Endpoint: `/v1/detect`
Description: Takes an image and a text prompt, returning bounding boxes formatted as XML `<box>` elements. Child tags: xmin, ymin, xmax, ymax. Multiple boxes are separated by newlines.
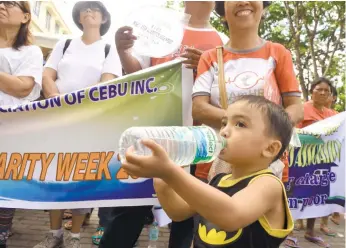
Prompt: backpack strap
<box><xmin>63</xmin><ymin>39</ymin><xmax>72</xmax><ymax>55</ymax></box>
<box><xmin>104</xmin><ymin>44</ymin><xmax>111</xmax><ymax>58</ymax></box>
<box><xmin>63</xmin><ymin>40</ymin><xmax>110</xmax><ymax>58</ymax></box>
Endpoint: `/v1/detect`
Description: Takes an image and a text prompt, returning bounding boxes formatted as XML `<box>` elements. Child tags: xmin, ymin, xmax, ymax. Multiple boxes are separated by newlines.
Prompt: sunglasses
<box><xmin>0</xmin><ymin>1</ymin><xmax>21</xmax><ymax>9</ymax></box>
<box><xmin>80</xmin><ymin>3</ymin><xmax>101</xmax><ymax>13</ymax></box>
<box><xmin>0</xmin><ymin>1</ymin><xmax>27</xmax><ymax>13</ymax></box>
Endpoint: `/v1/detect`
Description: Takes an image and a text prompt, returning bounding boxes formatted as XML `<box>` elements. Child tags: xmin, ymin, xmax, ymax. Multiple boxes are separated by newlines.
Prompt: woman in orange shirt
<box><xmin>294</xmin><ymin>77</ymin><xmax>338</xmax><ymax>248</ymax></box>
<box><xmin>192</xmin><ymin>1</ymin><xmax>304</xmax><ymax>183</ymax></box>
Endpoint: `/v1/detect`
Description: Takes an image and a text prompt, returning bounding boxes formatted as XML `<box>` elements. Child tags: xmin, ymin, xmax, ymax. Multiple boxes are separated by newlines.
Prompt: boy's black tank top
<box><xmin>193</xmin><ymin>169</ymin><xmax>293</xmax><ymax>248</ymax></box>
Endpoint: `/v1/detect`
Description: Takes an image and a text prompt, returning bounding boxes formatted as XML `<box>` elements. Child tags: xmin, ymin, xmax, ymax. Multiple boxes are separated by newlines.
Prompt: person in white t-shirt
<box><xmin>0</xmin><ymin>1</ymin><xmax>43</xmax><ymax>107</ymax></box>
<box><xmin>0</xmin><ymin>2</ymin><xmax>43</xmax><ymax>248</ymax></box>
<box><xmin>34</xmin><ymin>2</ymin><xmax>122</xmax><ymax>248</ymax></box>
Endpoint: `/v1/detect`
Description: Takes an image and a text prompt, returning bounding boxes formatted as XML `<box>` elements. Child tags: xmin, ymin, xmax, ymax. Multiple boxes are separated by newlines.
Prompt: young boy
<box><xmin>122</xmin><ymin>95</ymin><xmax>294</xmax><ymax>247</ymax></box>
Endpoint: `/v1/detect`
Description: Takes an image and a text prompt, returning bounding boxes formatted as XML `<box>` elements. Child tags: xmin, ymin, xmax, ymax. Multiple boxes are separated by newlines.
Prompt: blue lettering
<box><xmin>50</xmin><ymin>97</ymin><xmax>62</xmax><ymax>107</ymax></box>
<box><xmin>117</xmin><ymin>83</ymin><xmax>127</xmax><ymax>97</ymax></box>
<box><xmin>37</xmin><ymin>100</ymin><xmax>50</xmax><ymax>109</ymax></box>
<box><xmin>76</xmin><ymin>90</ymin><xmax>85</xmax><ymax>104</ymax></box>
<box><xmin>89</xmin><ymin>87</ymin><xmax>98</xmax><ymax>102</ymax></box>
<box><xmin>32</xmin><ymin>102</ymin><xmax>37</xmax><ymax>110</ymax></box>
<box><xmin>320</xmin><ymin>174</ymin><xmax>329</xmax><ymax>187</ymax></box>
<box><xmin>330</xmin><ymin>172</ymin><xmax>336</xmax><ymax>182</ymax></box>
<box><xmin>65</xmin><ymin>93</ymin><xmax>77</xmax><ymax>105</ymax></box>
<box><xmin>0</xmin><ymin>107</ymin><xmax>7</xmax><ymax>113</ymax></box>
<box><xmin>131</xmin><ymin>81</ymin><xmax>134</xmax><ymax>95</ymax></box>
<box><xmin>135</xmin><ymin>80</ymin><xmax>145</xmax><ymax>95</ymax></box>
<box><xmin>300</xmin><ymin>194</ymin><xmax>328</xmax><ymax>212</ymax></box>
<box><xmin>145</xmin><ymin>77</ymin><xmax>155</xmax><ymax>93</ymax></box>
<box><xmin>109</xmin><ymin>84</ymin><xmax>117</xmax><ymax>98</ymax></box>
<box><xmin>99</xmin><ymin>85</ymin><xmax>108</xmax><ymax>100</ymax></box>
<box><xmin>288</xmin><ymin>198</ymin><xmax>298</xmax><ymax>209</ymax></box>
<box><xmin>16</xmin><ymin>105</ymin><xmax>25</xmax><ymax>112</ymax></box>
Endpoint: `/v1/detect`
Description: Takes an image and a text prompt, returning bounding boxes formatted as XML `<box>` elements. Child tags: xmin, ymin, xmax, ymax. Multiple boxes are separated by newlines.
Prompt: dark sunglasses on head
<box><xmin>0</xmin><ymin>1</ymin><xmax>21</xmax><ymax>8</ymax></box>
<box><xmin>80</xmin><ymin>2</ymin><xmax>101</xmax><ymax>12</ymax></box>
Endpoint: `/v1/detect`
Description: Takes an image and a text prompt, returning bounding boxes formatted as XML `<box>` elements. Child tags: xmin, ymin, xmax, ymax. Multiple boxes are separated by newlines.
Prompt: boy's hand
<box><xmin>121</xmin><ymin>139</ymin><xmax>175</xmax><ymax>179</ymax></box>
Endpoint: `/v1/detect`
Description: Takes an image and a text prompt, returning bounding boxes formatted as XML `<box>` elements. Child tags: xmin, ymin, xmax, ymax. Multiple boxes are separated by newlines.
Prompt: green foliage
<box><xmin>164</xmin><ymin>1</ymin><xmax>345</xmax><ymax>111</ymax></box>
<box><xmin>210</xmin><ymin>14</ymin><xmax>229</xmax><ymax>36</ymax></box>
<box><xmin>334</xmin><ymin>75</ymin><xmax>345</xmax><ymax>112</ymax></box>
<box><xmin>260</xmin><ymin>1</ymin><xmax>345</xmax><ymax>102</ymax></box>
<box><xmin>208</xmin><ymin>1</ymin><xmax>345</xmax><ymax>110</ymax></box>
<box><xmin>165</xmin><ymin>1</ymin><xmax>184</xmax><ymax>10</ymax></box>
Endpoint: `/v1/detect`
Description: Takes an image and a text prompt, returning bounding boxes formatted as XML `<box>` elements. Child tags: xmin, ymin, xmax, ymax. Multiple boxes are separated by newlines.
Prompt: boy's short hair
<box><xmin>233</xmin><ymin>95</ymin><xmax>293</xmax><ymax>161</ymax></box>
<box><xmin>309</xmin><ymin>77</ymin><xmax>333</xmax><ymax>94</ymax></box>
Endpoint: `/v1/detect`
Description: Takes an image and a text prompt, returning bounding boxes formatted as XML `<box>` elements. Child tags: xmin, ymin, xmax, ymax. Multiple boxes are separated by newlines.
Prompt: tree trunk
<box><xmin>284</xmin><ymin>2</ymin><xmax>309</xmax><ymax>100</ymax></box>
<box><xmin>303</xmin><ymin>5</ymin><xmax>319</xmax><ymax>79</ymax></box>
<box><xmin>323</xmin><ymin>19</ymin><xmax>345</xmax><ymax>76</ymax></box>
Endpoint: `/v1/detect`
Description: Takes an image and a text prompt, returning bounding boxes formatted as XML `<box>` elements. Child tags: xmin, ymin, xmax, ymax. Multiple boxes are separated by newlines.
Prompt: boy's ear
<box><xmin>262</xmin><ymin>140</ymin><xmax>282</xmax><ymax>160</ymax></box>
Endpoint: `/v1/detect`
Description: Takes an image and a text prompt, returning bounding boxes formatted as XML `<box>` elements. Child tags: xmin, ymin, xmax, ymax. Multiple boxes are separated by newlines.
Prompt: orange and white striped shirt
<box><xmin>192</xmin><ymin>41</ymin><xmax>301</xmax><ymax>182</ymax></box>
<box><xmin>192</xmin><ymin>40</ymin><xmax>301</xmax><ymax>106</ymax></box>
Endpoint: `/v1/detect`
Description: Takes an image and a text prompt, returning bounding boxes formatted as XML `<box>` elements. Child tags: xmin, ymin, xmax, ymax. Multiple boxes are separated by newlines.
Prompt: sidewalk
<box><xmin>7</xmin><ymin>209</ymin><xmax>345</xmax><ymax>248</ymax></box>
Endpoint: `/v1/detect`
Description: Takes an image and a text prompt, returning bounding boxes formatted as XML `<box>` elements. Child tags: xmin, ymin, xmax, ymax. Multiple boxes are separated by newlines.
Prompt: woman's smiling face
<box><xmin>224</xmin><ymin>1</ymin><xmax>264</xmax><ymax>31</ymax></box>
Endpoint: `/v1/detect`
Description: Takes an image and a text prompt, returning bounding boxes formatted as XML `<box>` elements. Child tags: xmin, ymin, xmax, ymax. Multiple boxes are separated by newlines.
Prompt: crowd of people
<box><xmin>0</xmin><ymin>1</ymin><xmax>343</xmax><ymax>248</ymax></box>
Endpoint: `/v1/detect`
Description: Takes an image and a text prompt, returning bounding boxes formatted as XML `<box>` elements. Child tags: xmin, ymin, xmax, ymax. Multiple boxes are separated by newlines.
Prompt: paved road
<box><xmin>7</xmin><ymin>209</ymin><xmax>345</xmax><ymax>248</ymax></box>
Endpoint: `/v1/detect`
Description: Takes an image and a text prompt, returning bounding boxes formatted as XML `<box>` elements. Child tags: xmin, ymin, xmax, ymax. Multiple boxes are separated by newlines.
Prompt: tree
<box><xmin>210</xmin><ymin>14</ymin><xmax>229</xmax><ymax>36</ymax></box>
<box><xmin>262</xmin><ymin>1</ymin><xmax>345</xmax><ymax>103</ymax></box>
<box><xmin>334</xmin><ymin>76</ymin><xmax>345</xmax><ymax>112</ymax></box>
<box><xmin>208</xmin><ymin>1</ymin><xmax>345</xmax><ymax>111</ymax></box>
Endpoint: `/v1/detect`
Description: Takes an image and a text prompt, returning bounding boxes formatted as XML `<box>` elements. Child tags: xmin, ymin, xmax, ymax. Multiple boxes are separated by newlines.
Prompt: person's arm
<box><xmin>0</xmin><ymin>73</ymin><xmax>35</xmax><ymax>98</ymax></box>
<box><xmin>283</xmin><ymin>96</ymin><xmax>304</xmax><ymax>125</ymax></box>
<box><xmin>154</xmin><ymin>178</ymin><xmax>196</xmax><ymax>221</ymax></box>
<box><xmin>100</xmin><ymin>73</ymin><xmax>117</xmax><ymax>82</ymax></box>
<box><xmin>115</xmin><ymin>26</ymin><xmax>144</xmax><ymax>74</ymax></box>
<box><xmin>0</xmin><ymin>46</ymin><xmax>43</xmax><ymax>99</ymax></box>
<box><xmin>42</xmin><ymin>39</ymin><xmax>66</xmax><ymax>98</ymax></box>
<box><xmin>118</xmin><ymin>51</ymin><xmax>143</xmax><ymax>74</ymax></box>
<box><xmin>99</xmin><ymin>45</ymin><xmax>122</xmax><ymax>83</ymax></box>
<box><xmin>192</xmin><ymin>51</ymin><xmax>225</xmax><ymax>129</ymax></box>
<box><xmin>192</xmin><ymin>96</ymin><xmax>225</xmax><ymax>129</ymax></box>
<box><xmin>42</xmin><ymin>68</ymin><xmax>59</xmax><ymax>98</ymax></box>
<box><xmin>122</xmin><ymin>140</ymin><xmax>283</xmax><ymax>232</ymax></box>
<box><xmin>275</xmin><ymin>45</ymin><xmax>304</xmax><ymax>125</ymax></box>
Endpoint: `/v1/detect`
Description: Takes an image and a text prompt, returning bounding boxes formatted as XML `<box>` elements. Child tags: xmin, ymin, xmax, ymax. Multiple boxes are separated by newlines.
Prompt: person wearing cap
<box><xmin>33</xmin><ymin>2</ymin><xmax>122</xmax><ymax>248</ymax></box>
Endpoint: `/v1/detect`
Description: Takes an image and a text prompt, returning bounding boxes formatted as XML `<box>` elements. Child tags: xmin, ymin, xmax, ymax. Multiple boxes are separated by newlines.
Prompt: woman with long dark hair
<box><xmin>0</xmin><ymin>1</ymin><xmax>43</xmax><ymax>247</ymax></box>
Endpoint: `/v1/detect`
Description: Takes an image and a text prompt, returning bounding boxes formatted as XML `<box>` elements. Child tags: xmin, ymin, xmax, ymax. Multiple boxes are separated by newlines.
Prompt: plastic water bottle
<box><xmin>148</xmin><ymin>221</ymin><xmax>159</xmax><ymax>248</ymax></box>
<box><xmin>119</xmin><ymin>126</ymin><xmax>226</xmax><ymax>166</ymax></box>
